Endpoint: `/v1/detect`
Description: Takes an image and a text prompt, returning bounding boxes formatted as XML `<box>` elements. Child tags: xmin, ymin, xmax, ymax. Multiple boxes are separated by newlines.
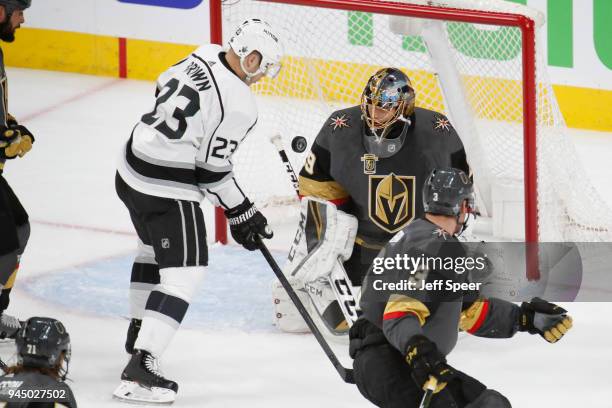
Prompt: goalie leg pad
<box><xmin>272</xmin><ymin>276</ymin><xmax>310</xmax><ymax>333</ymax></box>
<box><xmin>272</xmin><ymin>277</ymin><xmax>350</xmax><ymax>335</ymax></box>
<box><xmin>305</xmin><ymin>279</ymin><xmax>349</xmax><ymax>334</ymax></box>
<box><xmin>286</xmin><ymin>197</ymin><xmax>358</xmax><ymax>285</ymax></box>
<box><xmin>275</xmin><ymin>198</ymin><xmax>359</xmax><ymax>334</ymax></box>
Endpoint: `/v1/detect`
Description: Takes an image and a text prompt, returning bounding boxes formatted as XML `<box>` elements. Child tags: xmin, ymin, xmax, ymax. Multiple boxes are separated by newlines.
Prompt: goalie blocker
<box><xmin>273</xmin><ymin>197</ymin><xmax>359</xmax><ymax>334</ymax></box>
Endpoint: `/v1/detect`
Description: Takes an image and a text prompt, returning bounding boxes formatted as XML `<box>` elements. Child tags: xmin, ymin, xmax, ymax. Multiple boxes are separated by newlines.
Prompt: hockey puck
<box><xmin>291</xmin><ymin>136</ymin><xmax>308</xmax><ymax>153</ymax></box>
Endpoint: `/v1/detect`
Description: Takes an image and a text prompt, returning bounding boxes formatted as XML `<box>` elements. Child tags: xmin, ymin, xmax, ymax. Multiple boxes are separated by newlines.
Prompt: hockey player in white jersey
<box><xmin>113</xmin><ymin>19</ymin><xmax>283</xmax><ymax>404</ymax></box>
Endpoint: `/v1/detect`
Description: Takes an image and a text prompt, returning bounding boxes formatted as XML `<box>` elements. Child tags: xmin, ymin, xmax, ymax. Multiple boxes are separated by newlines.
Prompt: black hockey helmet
<box><xmin>0</xmin><ymin>0</ymin><xmax>30</xmax><ymax>14</ymax></box>
<box><xmin>423</xmin><ymin>167</ymin><xmax>474</xmax><ymax>216</ymax></box>
<box><xmin>16</xmin><ymin>317</ymin><xmax>71</xmax><ymax>379</ymax></box>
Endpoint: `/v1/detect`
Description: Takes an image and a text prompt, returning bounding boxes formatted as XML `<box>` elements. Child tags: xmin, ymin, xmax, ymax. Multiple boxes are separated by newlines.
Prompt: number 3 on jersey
<box><xmin>141</xmin><ymin>78</ymin><xmax>200</xmax><ymax>139</ymax></box>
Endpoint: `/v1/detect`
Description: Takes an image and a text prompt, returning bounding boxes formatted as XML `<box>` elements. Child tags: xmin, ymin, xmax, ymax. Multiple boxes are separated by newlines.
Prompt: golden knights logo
<box><xmin>368</xmin><ymin>173</ymin><xmax>415</xmax><ymax>233</ymax></box>
<box><xmin>361</xmin><ymin>153</ymin><xmax>378</xmax><ymax>175</ymax></box>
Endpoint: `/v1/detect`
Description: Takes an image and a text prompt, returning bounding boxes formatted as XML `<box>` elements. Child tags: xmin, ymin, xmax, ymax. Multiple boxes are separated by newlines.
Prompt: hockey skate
<box><xmin>0</xmin><ymin>313</ymin><xmax>22</xmax><ymax>340</ymax></box>
<box><xmin>113</xmin><ymin>349</ymin><xmax>178</xmax><ymax>404</ymax></box>
<box><xmin>124</xmin><ymin>318</ymin><xmax>141</xmax><ymax>354</ymax></box>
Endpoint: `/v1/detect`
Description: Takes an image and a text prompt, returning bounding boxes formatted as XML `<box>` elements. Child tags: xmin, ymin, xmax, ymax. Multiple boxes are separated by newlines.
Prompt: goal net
<box><xmin>216</xmin><ymin>0</ymin><xmax>612</xmax><ymax>244</ymax></box>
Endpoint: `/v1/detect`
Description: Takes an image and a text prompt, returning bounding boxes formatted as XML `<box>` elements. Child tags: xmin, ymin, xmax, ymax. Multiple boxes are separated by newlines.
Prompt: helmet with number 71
<box><xmin>16</xmin><ymin>317</ymin><xmax>71</xmax><ymax>380</ymax></box>
<box><xmin>229</xmin><ymin>19</ymin><xmax>283</xmax><ymax>80</ymax></box>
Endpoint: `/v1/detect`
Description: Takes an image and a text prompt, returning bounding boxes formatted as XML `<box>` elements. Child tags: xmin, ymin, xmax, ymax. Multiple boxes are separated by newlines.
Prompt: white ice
<box><xmin>2</xmin><ymin>68</ymin><xmax>611</xmax><ymax>407</ymax></box>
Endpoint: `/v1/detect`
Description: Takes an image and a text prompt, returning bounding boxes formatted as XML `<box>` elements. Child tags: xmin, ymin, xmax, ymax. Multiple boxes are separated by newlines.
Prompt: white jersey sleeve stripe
<box><xmin>195</xmin><ymin>161</ymin><xmax>232</xmax><ymax>172</ymax></box>
<box><xmin>132</xmin><ymin>143</ymin><xmax>195</xmax><ymax>170</ymax></box>
<box><xmin>121</xmin><ymin>147</ymin><xmax>200</xmax><ymax>197</ymax></box>
<box><xmin>197</xmin><ymin>171</ymin><xmax>234</xmax><ymax>190</ymax></box>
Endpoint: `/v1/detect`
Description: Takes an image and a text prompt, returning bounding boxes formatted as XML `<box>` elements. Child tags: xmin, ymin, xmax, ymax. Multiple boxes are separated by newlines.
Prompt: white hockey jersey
<box><xmin>117</xmin><ymin>44</ymin><xmax>258</xmax><ymax>209</ymax></box>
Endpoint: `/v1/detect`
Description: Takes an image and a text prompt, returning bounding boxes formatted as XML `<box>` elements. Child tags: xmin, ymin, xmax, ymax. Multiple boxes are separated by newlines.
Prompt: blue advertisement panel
<box><xmin>118</xmin><ymin>0</ymin><xmax>203</xmax><ymax>9</ymax></box>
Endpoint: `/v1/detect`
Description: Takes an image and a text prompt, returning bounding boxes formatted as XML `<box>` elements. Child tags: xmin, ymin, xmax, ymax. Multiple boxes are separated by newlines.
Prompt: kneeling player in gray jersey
<box><xmin>350</xmin><ymin>168</ymin><xmax>573</xmax><ymax>408</ymax></box>
<box><xmin>0</xmin><ymin>317</ymin><xmax>76</xmax><ymax>408</ymax></box>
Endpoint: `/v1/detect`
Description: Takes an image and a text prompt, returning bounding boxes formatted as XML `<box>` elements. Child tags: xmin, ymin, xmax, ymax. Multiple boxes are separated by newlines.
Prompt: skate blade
<box><xmin>113</xmin><ymin>380</ymin><xmax>176</xmax><ymax>405</ymax></box>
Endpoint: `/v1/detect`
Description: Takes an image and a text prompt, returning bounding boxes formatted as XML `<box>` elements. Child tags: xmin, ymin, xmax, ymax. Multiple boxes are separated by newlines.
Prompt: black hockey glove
<box><xmin>0</xmin><ymin>117</ymin><xmax>34</xmax><ymax>159</ymax></box>
<box><xmin>405</xmin><ymin>335</ymin><xmax>455</xmax><ymax>394</ymax></box>
<box><xmin>519</xmin><ymin>297</ymin><xmax>573</xmax><ymax>343</ymax></box>
<box><xmin>225</xmin><ymin>199</ymin><xmax>273</xmax><ymax>251</ymax></box>
<box><xmin>0</xmin><ymin>127</ymin><xmax>24</xmax><ymax>159</ymax></box>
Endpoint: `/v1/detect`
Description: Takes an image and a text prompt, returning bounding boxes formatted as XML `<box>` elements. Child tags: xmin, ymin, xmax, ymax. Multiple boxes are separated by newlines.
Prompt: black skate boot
<box><xmin>124</xmin><ymin>318</ymin><xmax>141</xmax><ymax>354</ymax></box>
<box><xmin>113</xmin><ymin>349</ymin><xmax>178</xmax><ymax>404</ymax></box>
<box><xmin>0</xmin><ymin>313</ymin><xmax>22</xmax><ymax>339</ymax></box>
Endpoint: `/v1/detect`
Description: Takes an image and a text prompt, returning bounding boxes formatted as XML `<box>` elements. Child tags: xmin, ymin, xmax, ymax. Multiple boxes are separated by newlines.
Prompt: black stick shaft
<box><xmin>257</xmin><ymin>238</ymin><xmax>354</xmax><ymax>384</ymax></box>
<box><xmin>418</xmin><ymin>376</ymin><xmax>438</xmax><ymax>408</ymax></box>
<box><xmin>270</xmin><ymin>135</ymin><xmax>300</xmax><ymax>196</ymax></box>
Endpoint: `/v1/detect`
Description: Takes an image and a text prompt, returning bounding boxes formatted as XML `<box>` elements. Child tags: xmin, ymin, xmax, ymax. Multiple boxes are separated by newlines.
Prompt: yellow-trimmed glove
<box><xmin>5</xmin><ymin>120</ymin><xmax>35</xmax><ymax>158</ymax></box>
<box><xmin>519</xmin><ymin>298</ymin><xmax>573</xmax><ymax>343</ymax></box>
<box><xmin>0</xmin><ymin>127</ymin><xmax>23</xmax><ymax>159</ymax></box>
<box><xmin>405</xmin><ymin>335</ymin><xmax>455</xmax><ymax>394</ymax></box>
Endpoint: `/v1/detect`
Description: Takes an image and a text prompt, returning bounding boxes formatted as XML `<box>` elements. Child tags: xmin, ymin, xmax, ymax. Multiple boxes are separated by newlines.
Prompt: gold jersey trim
<box><xmin>298</xmin><ymin>175</ymin><xmax>349</xmax><ymax>201</ymax></box>
<box><xmin>384</xmin><ymin>294</ymin><xmax>430</xmax><ymax>326</ymax></box>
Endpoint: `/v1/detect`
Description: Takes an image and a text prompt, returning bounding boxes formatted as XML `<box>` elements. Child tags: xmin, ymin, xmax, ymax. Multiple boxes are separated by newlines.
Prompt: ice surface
<box><xmin>3</xmin><ymin>68</ymin><xmax>611</xmax><ymax>407</ymax></box>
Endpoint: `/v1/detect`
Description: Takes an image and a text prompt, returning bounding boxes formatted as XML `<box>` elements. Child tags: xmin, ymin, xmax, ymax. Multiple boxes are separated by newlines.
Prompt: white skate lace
<box><xmin>143</xmin><ymin>354</ymin><xmax>164</xmax><ymax>378</ymax></box>
<box><xmin>0</xmin><ymin>314</ymin><xmax>20</xmax><ymax>330</ymax></box>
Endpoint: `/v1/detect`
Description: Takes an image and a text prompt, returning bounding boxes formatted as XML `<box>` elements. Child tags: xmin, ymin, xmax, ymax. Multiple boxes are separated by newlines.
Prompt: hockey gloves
<box><xmin>0</xmin><ymin>119</ymin><xmax>34</xmax><ymax>159</ymax></box>
<box><xmin>225</xmin><ymin>199</ymin><xmax>273</xmax><ymax>251</ymax></box>
<box><xmin>405</xmin><ymin>335</ymin><xmax>455</xmax><ymax>394</ymax></box>
<box><xmin>519</xmin><ymin>297</ymin><xmax>573</xmax><ymax>343</ymax></box>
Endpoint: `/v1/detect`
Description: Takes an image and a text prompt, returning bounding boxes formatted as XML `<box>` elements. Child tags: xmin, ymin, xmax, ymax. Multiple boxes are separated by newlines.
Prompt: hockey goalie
<box><xmin>273</xmin><ymin>197</ymin><xmax>359</xmax><ymax>335</ymax></box>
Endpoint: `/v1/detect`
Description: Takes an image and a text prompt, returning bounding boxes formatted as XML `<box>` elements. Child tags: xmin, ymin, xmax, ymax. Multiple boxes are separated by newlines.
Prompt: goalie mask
<box><xmin>360</xmin><ymin>68</ymin><xmax>416</xmax><ymax>158</ymax></box>
<box><xmin>229</xmin><ymin>19</ymin><xmax>283</xmax><ymax>81</ymax></box>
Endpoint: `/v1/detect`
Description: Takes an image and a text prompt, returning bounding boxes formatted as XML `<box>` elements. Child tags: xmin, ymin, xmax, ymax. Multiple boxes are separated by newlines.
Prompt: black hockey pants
<box><xmin>349</xmin><ymin>318</ymin><xmax>506</xmax><ymax>408</ymax></box>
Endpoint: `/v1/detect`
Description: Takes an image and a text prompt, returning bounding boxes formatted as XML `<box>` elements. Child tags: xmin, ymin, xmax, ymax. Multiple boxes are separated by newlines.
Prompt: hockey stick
<box><xmin>418</xmin><ymin>376</ymin><xmax>438</xmax><ymax>408</ymax></box>
<box><xmin>269</xmin><ymin>134</ymin><xmax>361</xmax><ymax>327</ymax></box>
<box><xmin>256</xmin><ymin>236</ymin><xmax>355</xmax><ymax>384</ymax></box>
<box><xmin>269</xmin><ymin>134</ymin><xmax>300</xmax><ymax>194</ymax></box>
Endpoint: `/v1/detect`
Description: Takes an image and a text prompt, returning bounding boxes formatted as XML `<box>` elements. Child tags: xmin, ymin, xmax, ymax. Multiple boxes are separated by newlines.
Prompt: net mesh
<box><xmin>221</xmin><ymin>0</ymin><xmax>612</xmax><ymax>242</ymax></box>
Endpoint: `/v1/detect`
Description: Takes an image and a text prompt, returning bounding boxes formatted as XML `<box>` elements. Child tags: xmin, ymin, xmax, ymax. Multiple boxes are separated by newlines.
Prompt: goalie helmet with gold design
<box><xmin>360</xmin><ymin>67</ymin><xmax>416</xmax><ymax>158</ymax></box>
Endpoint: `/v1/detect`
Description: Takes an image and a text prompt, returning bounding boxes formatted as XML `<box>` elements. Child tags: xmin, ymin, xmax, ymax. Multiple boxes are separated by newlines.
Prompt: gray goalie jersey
<box><xmin>117</xmin><ymin>44</ymin><xmax>258</xmax><ymax>209</ymax></box>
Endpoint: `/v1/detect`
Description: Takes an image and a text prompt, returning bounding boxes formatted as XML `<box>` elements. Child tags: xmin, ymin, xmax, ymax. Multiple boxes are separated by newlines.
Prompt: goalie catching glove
<box><xmin>224</xmin><ymin>198</ymin><xmax>272</xmax><ymax>251</ymax></box>
<box><xmin>518</xmin><ymin>297</ymin><xmax>573</xmax><ymax>343</ymax></box>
